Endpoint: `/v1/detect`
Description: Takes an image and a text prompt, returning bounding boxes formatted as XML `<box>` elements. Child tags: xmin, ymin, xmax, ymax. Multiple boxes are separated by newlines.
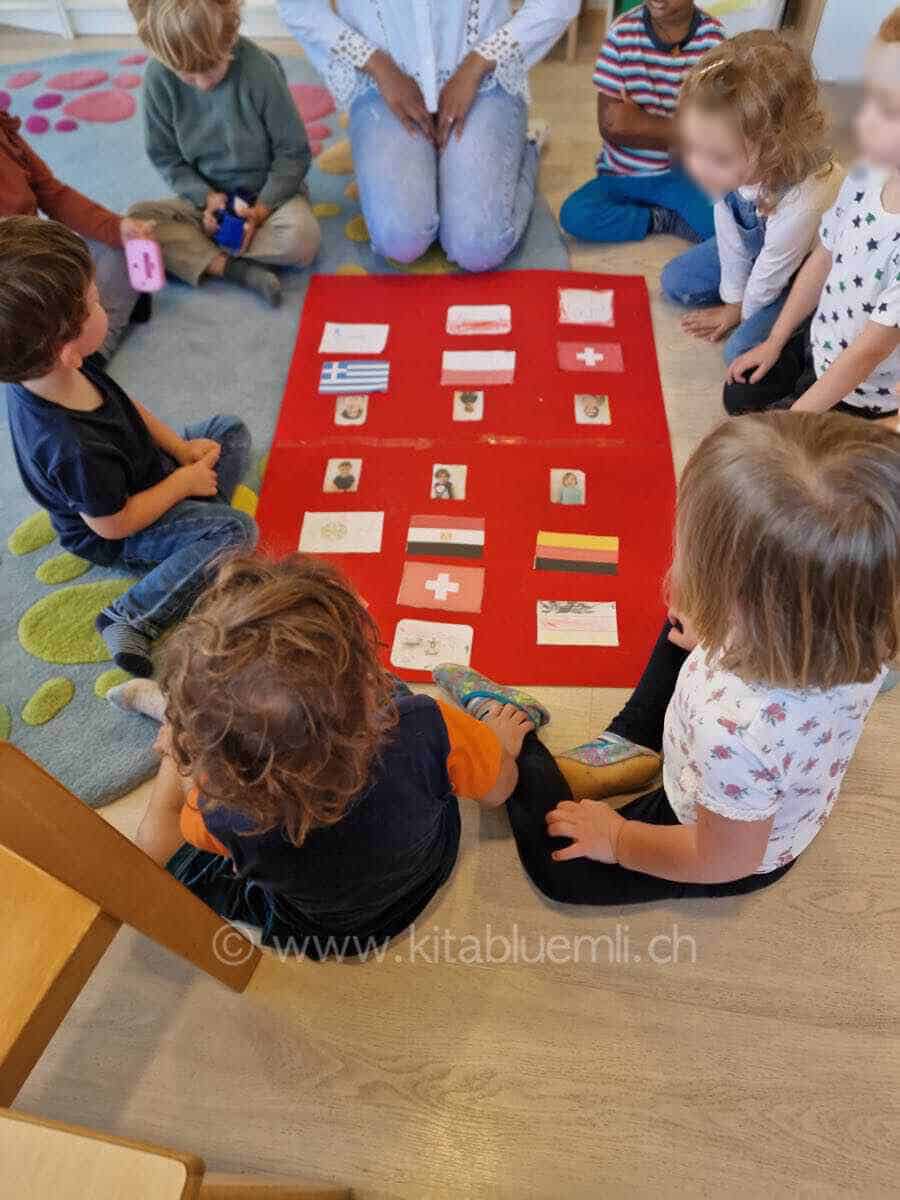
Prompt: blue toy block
<box><xmin>213</xmin><ymin>211</ymin><xmax>245</xmax><ymax>251</ymax></box>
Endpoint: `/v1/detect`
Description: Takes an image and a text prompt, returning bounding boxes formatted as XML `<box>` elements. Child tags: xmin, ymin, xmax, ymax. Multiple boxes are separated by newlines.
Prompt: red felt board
<box><xmin>257</xmin><ymin>270</ymin><xmax>676</xmax><ymax>686</ymax></box>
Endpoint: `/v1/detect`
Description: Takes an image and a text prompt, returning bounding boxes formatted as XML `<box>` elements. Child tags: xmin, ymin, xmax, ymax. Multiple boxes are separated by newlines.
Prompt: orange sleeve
<box><xmin>436</xmin><ymin>699</ymin><xmax>503</xmax><ymax>800</ymax></box>
<box><xmin>180</xmin><ymin>788</ymin><xmax>231</xmax><ymax>857</ymax></box>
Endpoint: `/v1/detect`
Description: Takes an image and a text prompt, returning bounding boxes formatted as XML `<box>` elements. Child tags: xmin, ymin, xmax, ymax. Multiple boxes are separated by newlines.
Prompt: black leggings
<box><xmin>506</xmin><ymin>624</ymin><xmax>795</xmax><ymax>905</ymax></box>
<box><xmin>722</xmin><ymin>318</ymin><xmax>898</xmax><ymax>419</ymax></box>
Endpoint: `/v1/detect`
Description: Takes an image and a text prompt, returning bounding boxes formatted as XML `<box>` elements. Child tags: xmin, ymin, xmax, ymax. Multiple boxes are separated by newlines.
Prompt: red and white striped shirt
<box><xmin>593</xmin><ymin>4</ymin><xmax>724</xmax><ymax>176</ymax></box>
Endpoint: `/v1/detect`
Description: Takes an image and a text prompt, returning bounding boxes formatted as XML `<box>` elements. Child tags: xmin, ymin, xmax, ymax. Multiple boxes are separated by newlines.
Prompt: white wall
<box><xmin>813</xmin><ymin>0</ymin><xmax>895</xmax><ymax>82</ymax></box>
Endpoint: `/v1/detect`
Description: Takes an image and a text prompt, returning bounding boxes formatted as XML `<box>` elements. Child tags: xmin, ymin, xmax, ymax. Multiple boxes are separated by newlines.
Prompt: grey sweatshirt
<box><xmin>142</xmin><ymin>37</ymin><xmax>310</xmax><ymax>210</ymax></box>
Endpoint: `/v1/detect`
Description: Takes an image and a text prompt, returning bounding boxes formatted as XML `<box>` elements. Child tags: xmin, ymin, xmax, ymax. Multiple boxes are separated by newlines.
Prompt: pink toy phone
<box><xmin>125</xmin><ymin>238</ymin><xmax>165</xmax><ymax>292</ymax></box>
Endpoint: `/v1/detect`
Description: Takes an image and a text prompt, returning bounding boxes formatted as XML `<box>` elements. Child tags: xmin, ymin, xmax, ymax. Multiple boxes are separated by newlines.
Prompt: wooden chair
<box><xmin>0</xmin><ymin>1108</ymin><xmax>349</xmax><ymax>1199</ymax></box>
<box><xmin>0</xmin><ymin>742</ymin><xmax>261</xmax><ymax>1107</ymax></box>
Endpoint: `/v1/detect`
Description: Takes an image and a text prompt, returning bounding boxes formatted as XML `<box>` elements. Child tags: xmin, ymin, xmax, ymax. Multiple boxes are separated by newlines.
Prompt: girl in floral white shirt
<box><xmin>435</xmin><ymin>413</ymin><xmax>899</xmax><ymax>902</ymax></box>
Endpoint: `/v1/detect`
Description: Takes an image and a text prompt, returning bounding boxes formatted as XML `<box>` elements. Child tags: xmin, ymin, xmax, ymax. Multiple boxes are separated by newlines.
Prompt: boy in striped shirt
<box><xmin>560</xmin><ymin>1</ymin><xmax>724</xmax><ymax>245</ymax></box>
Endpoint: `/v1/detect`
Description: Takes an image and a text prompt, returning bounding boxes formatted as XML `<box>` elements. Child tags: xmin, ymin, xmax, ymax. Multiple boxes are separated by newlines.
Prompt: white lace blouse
<box><xmin>277</xmin><ymin>0</ymin><xmax>580</xmax><ymax>113</ymax></box>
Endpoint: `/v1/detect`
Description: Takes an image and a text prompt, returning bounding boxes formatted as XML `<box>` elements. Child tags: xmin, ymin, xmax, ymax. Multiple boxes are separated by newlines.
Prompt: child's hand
<box><xmin>667</xmin><ymin>608</ymin><xmax>699</xmax><ymax>652</ymax></box>
<box><xmin>479</xmin><ymin>703</ymin><xmax>534</xmax><ymax>758</ymax></box>
<box><xmin>119</xmin><ymin>216</ymin><xmax>156</xmax><ymax>244</ymax></box>
<box><xmin>682</xmin><ymin>303</ymin><xmax>741</xmax><ymax>344</ymax></box>
<box><xmin>178</xmin><ymin>448</ymin><xmax>219</xmax><ymax>498</ymax></box>
<box><xmin>202</xmin><ymin>191</ymin><xmax>228</xmax><ymax>235</ymax></box>
<box><xmin>176</xmin><ymin>437</ymin><xmax>221</xmax><ymax>467</ymax></box>
<box><xmin>545</xmin><ymin>799</ymin><xmax>625</xmax><ymax>863</ymax></box>
<box><xmin>727</xmin><ymin>339</ymin><xmax>780</xmax><ymax>385</ymax></box>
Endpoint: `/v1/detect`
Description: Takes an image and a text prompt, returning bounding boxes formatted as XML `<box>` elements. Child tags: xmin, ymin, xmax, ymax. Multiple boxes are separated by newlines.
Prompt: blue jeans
<box><xmin>103</xmin><ymin>414</ymin><xmax>257</xmax><ymax>638</ymax></box>
<box><xmin>661</xmin><ymin>188</ymin><xmax>790</xmax><ymax>364</ymax></box>
<box><xmin>559</xmin><ymin>168</ymin><xmax>715</xmax><ymax>244</ymax></box>
<box><xmin>349</xmin><ymin>82</ymin><xmax>539</xmax><ymax>271</ymax></box>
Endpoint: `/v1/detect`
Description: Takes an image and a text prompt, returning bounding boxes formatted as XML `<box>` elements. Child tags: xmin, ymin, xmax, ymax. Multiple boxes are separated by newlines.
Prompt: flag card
<box><xmin>550</xmin><ymin>469</ymin><xmax>586</xmax><ymax>506</ymax></box>
<box><xmin>406</xmin><ymin>515</ymin><xmax>485</xmax><ymax>558</ymax></box>
<box><xmin>446</xmin><ymin>304</ymin><xmax>512</xmax><ymax>336</ymax></box>
<box><xmin>441</xmin><ymin>350</ymin><xmax>515</xmax><ymax>386</ymax></box>
<box><xmin>558</xmin><ymin>287</ymin><xmax>615</xmax><ymax>327</ymax></box>
<box><xmin>534</xmin><ymin>531</ymin><xmax>619</xmax><ymax>575</ymax></box>
<box><xmin>453</xmin><ymin>390</ymin><xmax>484</xmax><ymax>421</ymax></box>
<box><xmin>319</xmin><ymin>322</ymin><xmax>389</xmax><ymax>354</ymax></box>
<box><xmin>557</xmin><ymin>343</ymin><xmax>624</xmax><ymax>373</ymax></box>
<box><xmin>391</xmin><ymin>619</ymin><xmax>474</xmax><ymax>671</ymax></box>
<box><xmin>574</xmin><ymin>394</ymin><xmax>611</xmax><ymax>425</ymax></box>
<box><xmin>319</xmin><ymin>360</ymin><xmax>390</xmax><ymax>393</ymax></box>
<box><xmin>431</xmin><ymin>464</ymin><xmax>467</xmax><ymax>501</ymax></box>
<box><xmin>537</xmin><ymin>601</ymin><xmax>619</xmax><ymax>647</ymax></box>
<box><xmin>298</xmin><ymin>511</ymin><xmax>384</xmax><ymax>554</ymax></box>
<box><xmin>334</xmin><ymin>395</ymin><xmax>368</xmax><ymax>425</ymax></box>
<box><xmin>323</xmin><ymin>457</ymin><xmax>362</xmax><ymax>494</ymax></box>
<box><xmin>397</xmin><ymin>561</ymin><xmax>485</xmax><ymax>614</ymax></box>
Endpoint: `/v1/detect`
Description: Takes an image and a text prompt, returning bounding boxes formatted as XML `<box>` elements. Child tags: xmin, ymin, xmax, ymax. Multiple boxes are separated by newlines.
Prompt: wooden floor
<box><xmin>5</xmin><ymin>28</ymin><xmax>898</xmax><ymax>1199</ymax></box>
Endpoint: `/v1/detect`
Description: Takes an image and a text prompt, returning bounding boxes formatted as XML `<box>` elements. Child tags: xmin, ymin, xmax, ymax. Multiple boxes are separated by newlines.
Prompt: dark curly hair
<box><xmin>679</xmin><ymin>30</ymin><xmax>835</xmax><ymax>213</ymax></box>
<box><xmin>161</xmin><ymin>552</ymin><xmax>398</xmax><ymax>847</ymax></box>
<box><xmin>0</xmin><ymin>212</ymin><xmax>92</xmax><ymax>382</ymax></box>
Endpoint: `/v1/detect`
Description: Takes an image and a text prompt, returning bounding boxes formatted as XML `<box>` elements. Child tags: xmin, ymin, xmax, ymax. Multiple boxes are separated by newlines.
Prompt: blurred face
<box><xmin>680</xmin><ymin>105</ymin><xmax>753</xmax><ymax>198</ymax></box>
<box><xmin>644</xmin><ymin>0</ymin><xmax>696</xmax><ymax>28</ymax></box>
<box><xmin>175</xmin><ymin>54</ymin><xmax>232</xmax><ymax>92</ymax></box>
<box><xmin>856</xmin><ymin>43</ymin><xmax>900</xmax><ymax>168</ymax></box>
<box><xmin>68</xmin><ymin>281</ymin><xmax>108</xmax><ymax>361</ymax></box>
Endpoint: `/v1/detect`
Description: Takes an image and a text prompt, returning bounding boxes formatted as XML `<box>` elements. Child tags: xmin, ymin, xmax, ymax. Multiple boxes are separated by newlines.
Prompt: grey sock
<box><xmin>223</xmin><ymin>258</ymin><xmax>282</xmax><ymax>307</ymax></box>
<box><xmin>98</xmin><ymin>620</ymin><xmax>153</xmax><ymax>678</ymax></box>
<box><xmin>649</xmin><ymin>206</ymin><xmax>704</xmax><ymax>244</ymax></box>
<box><xmin>107</xmin><ymin>678</ymin><xmax>166</xmax><ymax>721</ymax></box>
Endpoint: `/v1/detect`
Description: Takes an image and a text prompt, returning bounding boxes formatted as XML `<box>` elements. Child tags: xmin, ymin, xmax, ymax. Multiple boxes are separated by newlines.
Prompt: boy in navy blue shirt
<box><xmin>0</xmin><ymin>216</ymin><xmax>257</xmax><ymax>676</ymax></box>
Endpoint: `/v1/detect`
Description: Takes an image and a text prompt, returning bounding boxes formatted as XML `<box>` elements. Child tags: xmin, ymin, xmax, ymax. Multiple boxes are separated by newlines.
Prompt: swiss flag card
<box><xmin>557</xmin><ymin>342</ymin><xmax>624</xmax><ymax>373</ymax></box>
<box><xmin>397</xmin><ymin>561</ymin><xmax>485</xmax><ymax>614</ymax></box>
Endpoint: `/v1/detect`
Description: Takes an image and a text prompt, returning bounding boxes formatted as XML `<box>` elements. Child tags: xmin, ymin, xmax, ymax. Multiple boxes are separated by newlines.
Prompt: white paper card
<box><xmin>537</xmin><ymin>601</ymin><xmax>618</xmax><ymax>646</ymax></box>
<box><xmin>390</xmin><ymin>619</ymin><xmax>474</xmax><ymax>670</ymax></box>
<box><xmin>319</xmin><ymin>322</ymin><xmax>389</xmax><ymax>354</ymax></box>
<box><xmin>558</xmin><ymin>288</ymin><xmax>615</xmax><ymax>327</ymax></box>
<box><xmin>446</xmin><ymin>304</ymin><xmax>512</xmax><ymax>336</ymax></box>
<box><xmin>299</xmin><ymin>511</ymin><xmax>384</xmax><ymax>554</ymax></box>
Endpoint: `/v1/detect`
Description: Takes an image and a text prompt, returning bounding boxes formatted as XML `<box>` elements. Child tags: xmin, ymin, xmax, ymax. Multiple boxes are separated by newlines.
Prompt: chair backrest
<box><xmin>0</xmin><ymin>742</ymin><xmax>260</xmax><ymax>1105</ymax></box>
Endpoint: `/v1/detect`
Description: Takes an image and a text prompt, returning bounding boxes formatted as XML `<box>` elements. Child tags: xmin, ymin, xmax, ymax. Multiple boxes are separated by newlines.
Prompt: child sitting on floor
<box><xmin>435</xmin><ymin>413</ymin><xmax>899</xmax><ymax>904</ymax></box>
<box><xmin>724</xmin><ymin>9</ymin><xmax>900</xmax><ymax>418</ymax></box>
<box><xmin>119</xmin><ymin>553</ymin><xmax>532</xmax><ymax>959</ymax></box>
<box><xmin>128</xmin><ymin>0</ymin><xmax>320</xmax><ymax>307</ymax></box>
<box><xmin>0</xmin><ymin>217</ymin><xmax>257</xmax><ymax>677</ymax></box>
<box><xmin>662</xmin><ymin>31</ymin><xmax>843</xmax><ymax>366</ymax></box>
<box><xmin>560</xmin><ymin>1</ymin><xmax>724</xmax><ymax>246</ymax></box>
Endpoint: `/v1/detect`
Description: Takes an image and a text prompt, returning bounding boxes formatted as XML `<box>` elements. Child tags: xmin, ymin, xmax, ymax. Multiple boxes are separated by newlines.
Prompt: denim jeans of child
<box><xmin>101</xmin><ymin>414</ymin><xmax>257</xmax><ymax>638</ymax></box>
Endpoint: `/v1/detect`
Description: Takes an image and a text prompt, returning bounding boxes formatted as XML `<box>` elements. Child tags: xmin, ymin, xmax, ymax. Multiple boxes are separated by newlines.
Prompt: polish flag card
<box><xmin>397</xmin><ymin>561</ymin><xmax>485</xmax><ymax>614</ymax></box>
<box><xmin>441</xmin><ymin>350</ymin><xmax>516</xmax><ymax>386</ymax></box>
<box><xmin>558</xmin><ymin>287</ymin><xmax>615</xmax><ymax>327</ymax></box>
<box><xmin>557</xmin><ymin>342</ymin><xmax>624</xmax><ymax>373</ymax></box>
<box><xmin>446</xmin><ymin>305</ymin><xmax>512</xmax><ymax>336</ymax></box>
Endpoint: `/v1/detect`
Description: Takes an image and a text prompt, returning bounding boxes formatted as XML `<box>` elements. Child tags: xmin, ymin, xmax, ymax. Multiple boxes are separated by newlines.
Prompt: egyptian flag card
<box><xmin>557</xmin><ymin>342</ymin><xmax>624</xmax><ymax>373</ymax></box>
<box><xmin>406</xmin><ymin>515</ymin><xmax>485</xmax><ymax>558</ymax></box>
<box><xmin>534</xmin><ymin>531</ymin><xmax>619</xmax><ymax>575</ymax></box>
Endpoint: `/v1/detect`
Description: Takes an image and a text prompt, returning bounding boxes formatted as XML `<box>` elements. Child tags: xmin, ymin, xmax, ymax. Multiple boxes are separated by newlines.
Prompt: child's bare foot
<box><xmin>479</xmin><ymin>702</ymin><xmax>534</xmax><ymax>758</ymax></box>
<box><xmin>107</xmin><ymin>677</ymin><xmax>166</xmax><ymax>722</ymax></box>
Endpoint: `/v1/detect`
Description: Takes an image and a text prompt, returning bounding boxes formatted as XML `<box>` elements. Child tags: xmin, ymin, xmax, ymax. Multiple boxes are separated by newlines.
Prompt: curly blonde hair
<box><xmin>161</xmin><ymin>552</ymin><xmax>398</xmax><ymax>847</ymax></box>
<box><xmin>679</xmin><ymin>30</ymin><xmax>834</xmax><ymax>212</ymax></box>
<box><xmin>880</xmin><ymin>8</ymin><xmax>900</xmax><ymax>42</ymax></box>
<box><xmin>129</xmin><ymin>0</ymin><xmax>241</xmax><ymax>74</ymax></box>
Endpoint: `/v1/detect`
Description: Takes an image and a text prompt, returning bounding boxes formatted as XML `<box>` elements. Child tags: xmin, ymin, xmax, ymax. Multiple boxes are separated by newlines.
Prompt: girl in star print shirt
<box><xmin>725</xmin><ymin>8</ymin><xmax>900</xmax><ymax>421</ymax></box>
<box><xmin>458</xmin><ymin>413</ymin><xmax>899</xmax><ymax>905</ymax></box>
